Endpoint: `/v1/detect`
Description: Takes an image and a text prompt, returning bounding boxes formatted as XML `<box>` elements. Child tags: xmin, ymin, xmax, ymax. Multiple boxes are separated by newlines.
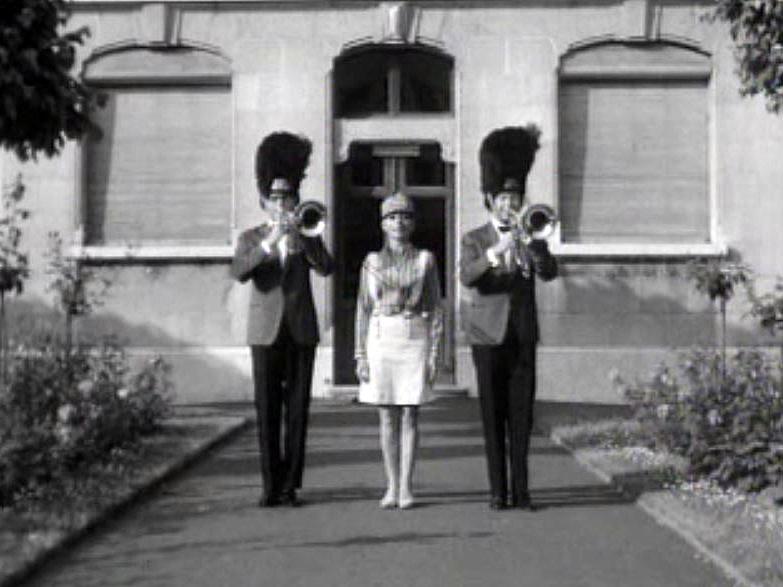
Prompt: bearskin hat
<box><xmin>255</xmin><ymin>132</ymin><xmax>313</xmax><ymax>198</ymax></box>
<box><xmin>479</xmin><ymin>125</ymin><xmax>541</xmax><ymax>196</ymax></box>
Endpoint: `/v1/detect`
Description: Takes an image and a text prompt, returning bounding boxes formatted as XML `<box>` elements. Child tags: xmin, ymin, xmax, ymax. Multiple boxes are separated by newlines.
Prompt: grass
<box><xmin>0</xmin><ymin>409</ymin><xmax>248</xmax><ymax>587</ymax></box>
<box><xmin>552</xmin><ymin>417</ymin><xmax>783</xmax><ymax>587</ymax></box>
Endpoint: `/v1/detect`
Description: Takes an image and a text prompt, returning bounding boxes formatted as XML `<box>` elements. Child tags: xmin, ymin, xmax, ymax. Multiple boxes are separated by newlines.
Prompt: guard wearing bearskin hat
<box><xmin>231</xmin><ymin>132</ymin><xmax>334</xmax><ymax>507</ymax></box>
<box><xmin>459</xmin><ymin>125</ymin><xmax>558</xmax><ymax>511</ymax></box>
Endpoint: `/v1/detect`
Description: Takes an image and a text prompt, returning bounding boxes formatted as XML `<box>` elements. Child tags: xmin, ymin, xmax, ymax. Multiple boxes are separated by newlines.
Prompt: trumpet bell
<box><xmin>295</xmin><ymin>200</ymin><xmax>327</xmax><ymax>237</ymax></box>
<box><xmin>521</xmin><ymin>203</ymin><xmax>558</xmax><ymax>240</ymax></box>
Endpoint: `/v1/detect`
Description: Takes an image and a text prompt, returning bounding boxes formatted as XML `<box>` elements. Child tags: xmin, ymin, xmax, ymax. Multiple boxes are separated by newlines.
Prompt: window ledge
<box><xmin>69</xmin><ymin>245</ymin><xmax>234</xmax><ymax>261</ymax></box>
<box><xmin>550</xmin><ymin>242</ymin><xmax>728</xmax><ymax>258</ymax></box>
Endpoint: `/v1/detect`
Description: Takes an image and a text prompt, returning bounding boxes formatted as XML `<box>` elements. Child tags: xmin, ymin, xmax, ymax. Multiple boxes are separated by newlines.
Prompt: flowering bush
<box><xmin>0</xmin><ymin>336</ymin><xmax>172</xmax><ymax>505</ymax></box>
<box><xmin>615</xmin><ymin>348</ymin><xmax>783</xmax><ymax>493</ymax></box>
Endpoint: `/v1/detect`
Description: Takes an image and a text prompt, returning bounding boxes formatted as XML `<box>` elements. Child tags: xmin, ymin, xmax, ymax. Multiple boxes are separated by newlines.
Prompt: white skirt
<box><xmin>358</xmin><ymin>314</ymin><xmax>433</xmax><ymax>406</ymax></box>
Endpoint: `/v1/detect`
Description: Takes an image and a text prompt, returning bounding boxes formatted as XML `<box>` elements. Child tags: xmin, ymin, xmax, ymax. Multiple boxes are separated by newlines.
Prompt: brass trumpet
<box><xmin>506</xmin><ymin>203</ymin><xmax>558</xmax><ymax>242</ymax></box>
<box><xmin>265</xmin><ymin>200</ymin><xmax>328</xmax><ymax>238</ymax></box>
<box><xmin>502</xmin><ymin>204</ymin><xmax>558</xmax><ymax>276</ymax></box>
<box><xmin>292</xmin><ymin>200</ymin><xmax>327</xmax><ymax>238</ymax></box>
<box><xmin>520</xmin><ymin>203</ymin><xmax>558</xmax><ymax>241</ymax></box>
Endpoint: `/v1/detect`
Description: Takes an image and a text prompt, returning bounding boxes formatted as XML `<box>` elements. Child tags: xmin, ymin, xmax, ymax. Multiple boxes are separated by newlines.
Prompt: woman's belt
<box><xmin>372</xmin><ymin>306</ymin><xmax>430</xmax><ymax>319</ymax></box>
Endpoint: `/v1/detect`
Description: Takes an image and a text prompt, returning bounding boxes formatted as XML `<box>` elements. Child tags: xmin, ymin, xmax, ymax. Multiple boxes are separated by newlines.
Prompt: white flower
<box><xmin>55</xmin><ymin>423</ymin><xmax>72</xmax><ymax>443</ymax></box>
<box><xmin>117</xmin><ymin>387</ymin><xmax>129</xmax><ymax>400</ymax></box>
<box><xmin>656</xmin><ymin>403</ymin><xmax>671</xmax><ymax>420</ymax></box>
<box><xmin>77</xmin><ymin>379</ymin><xmax>93</xmax><ymax>395</ymax></box>
<box><xmin>57</xmin><ymin>404</ymin><xmax>74</xmax><ymax>424</ymax></box>
<box><xmin>707</xmin><ymin>409</ymin><xmax>721</xmax><ymax>427</ymax></box>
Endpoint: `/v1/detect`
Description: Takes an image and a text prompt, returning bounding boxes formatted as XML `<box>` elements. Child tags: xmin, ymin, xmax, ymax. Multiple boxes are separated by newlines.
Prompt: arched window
<box><xmin>558</xmin><ymin>40</ymin><xmax>712</xmax><ymax>248</ymax></box>
<box><xmin>82</xmin><ymin>45</ymin><xmax>232</xmax><ymax>249</ymax></box>
<box><xmin>334</xmin><ymin>45</ymin><xmax>453</xmax><ymax>117</ymax></box>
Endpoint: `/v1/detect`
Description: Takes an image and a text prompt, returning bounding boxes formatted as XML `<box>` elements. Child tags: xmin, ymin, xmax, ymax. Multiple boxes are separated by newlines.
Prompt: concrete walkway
<box><xmin>23</xmin><ymin>398</ymin><xmax>732</xmax><ymax>587</ymax></box>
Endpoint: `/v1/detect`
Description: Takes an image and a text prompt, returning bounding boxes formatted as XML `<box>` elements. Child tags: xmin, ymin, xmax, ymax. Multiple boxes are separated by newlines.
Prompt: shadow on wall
<box><xmin>544</xmin><ymin>258</ymin><xmax>774</xmax><ymax>348</ymax></box>
<box><xmin>3</xmin><ymin>296</ymin><xmax>254</xmax><ymax>405</ymax></box>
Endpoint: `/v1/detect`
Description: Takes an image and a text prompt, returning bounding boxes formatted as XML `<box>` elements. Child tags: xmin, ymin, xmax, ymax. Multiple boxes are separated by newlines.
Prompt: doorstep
<box><xmin>326</xmin><ymin>385</ymin><xmax>470</xmax><ymax>401</ymax></box>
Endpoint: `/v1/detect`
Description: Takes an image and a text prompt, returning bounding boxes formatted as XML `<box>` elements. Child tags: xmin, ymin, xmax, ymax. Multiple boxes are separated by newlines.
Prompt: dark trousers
<box><xmin>471</xmin><ymin>335</ymin><xmax>536</xmax><ymax>503</ymax></box>
<box><xmin>250</xmin><ymin>321</ymin><xmax>315</xmax><ymax>498</ymax></box>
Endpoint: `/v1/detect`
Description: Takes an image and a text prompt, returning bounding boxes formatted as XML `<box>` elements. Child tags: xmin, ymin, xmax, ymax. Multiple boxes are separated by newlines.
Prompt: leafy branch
<box><xmin>711</xmin><ymin>0</ymin><xmax>783</xmax><ymax>114</ymax></box>
<box><xmin>45</xmin><ymin>231</ymin><xmax>111</xmax><ymax>348</ymax></box>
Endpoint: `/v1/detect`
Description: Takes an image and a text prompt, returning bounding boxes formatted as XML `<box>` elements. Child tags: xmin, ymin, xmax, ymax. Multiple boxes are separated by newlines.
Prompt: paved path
<box><xmin>24</xmin><ymin>398</ymin><xmax>732</xmax><ymax>587</ymax></box>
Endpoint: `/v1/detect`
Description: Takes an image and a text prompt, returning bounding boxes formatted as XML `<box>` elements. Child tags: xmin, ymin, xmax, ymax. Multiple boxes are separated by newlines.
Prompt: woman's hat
<box><xmin>381</xmin><ymin>192</ymin><xmax>415</xmax><ymax>218</ymax></box>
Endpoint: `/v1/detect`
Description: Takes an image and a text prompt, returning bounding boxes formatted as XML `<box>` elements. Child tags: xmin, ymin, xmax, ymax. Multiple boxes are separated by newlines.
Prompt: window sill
<box><xmin>550</xmin><ymin>242</ymin><xmax>728</xmax><ymax>258</ymax></box>
<box><xmin>69</xmin><ymin>244</ymin><xmax>234</xmax><ymax>261</ymax></box>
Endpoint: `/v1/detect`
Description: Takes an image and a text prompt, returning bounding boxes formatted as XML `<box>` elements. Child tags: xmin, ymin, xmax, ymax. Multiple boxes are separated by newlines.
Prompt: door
<box><xmin>333</xmin><ymin>141</ymin><xmax>455</xmax><ymax>385</ymax></box>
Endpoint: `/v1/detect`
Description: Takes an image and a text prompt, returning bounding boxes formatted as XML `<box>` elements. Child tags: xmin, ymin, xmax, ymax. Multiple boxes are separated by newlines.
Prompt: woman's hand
<box><xmin>426</xmin><ymin>357</ymin><xmax>438</xmax><ymax>386</ymax></box>
<box><xmin>356</xmin><ymin>357</ymin><xmax>370</xmax><ymax>383</ymax></box>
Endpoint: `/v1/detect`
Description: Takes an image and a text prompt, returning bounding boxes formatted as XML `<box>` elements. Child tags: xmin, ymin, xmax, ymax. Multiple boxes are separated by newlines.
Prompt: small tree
<box><xmin>712</xmin><ymin>0</ymin><xmax>783</xmax><ymax>114</ymax></box>
<box><xmin>0</xmin><ymin>175</ymin><xmax>29</xmax><ymax>383</ymax></box>
<box><xmin>0</xmin><ymin>0</ymin><xmax>103</xmax><ymax>160</ymax></box>
<box><xmin>45</xmin><ymin>231</ymin><xmax>111</xmax><ymax>350</ymax></box>
<box><xmin>747</xmin><ymin>279</ymin><xmax>783</xmax><ymax>379</ymax></box>
<box><xmin>687</xmin><ymin>258</ymin><xmax>750</xmax><ymax>379</ymax></box>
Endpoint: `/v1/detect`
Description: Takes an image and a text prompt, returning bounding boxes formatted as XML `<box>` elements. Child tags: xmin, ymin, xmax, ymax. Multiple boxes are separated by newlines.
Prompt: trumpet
<box><xmin>292</xmin><ymin>200</ymin><xmax>328</xmax><ymax>238</ymax></box>
<box><xmin>521</xmin><ymin>203</ymin><xmax>558</xmax><ymax>240</ymax></box>
<box><xmin>265</xmin><ymin>200</ymin><xmax>328</xmax><ymax>238</ymax></box>
<box><xmin>507</xmin><ymin>203</ymin><xmax>558</xmax><ymax>242</ymax></box>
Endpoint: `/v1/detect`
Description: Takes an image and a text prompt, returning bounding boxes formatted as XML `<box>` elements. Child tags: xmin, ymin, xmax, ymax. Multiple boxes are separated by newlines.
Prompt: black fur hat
<box><xmin>255</xmin><ymin>132</ymin><xmax>313</xmax><ymax>198</ymax></box>
<box><xmin>479</xmin><ymin>125</ymin><xmax>541</xmax><ymax>197</ymax></box>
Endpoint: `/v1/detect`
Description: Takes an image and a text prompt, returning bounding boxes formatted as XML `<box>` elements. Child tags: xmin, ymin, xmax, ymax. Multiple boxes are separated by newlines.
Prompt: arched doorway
<box><xmin>331</xmin><ymin>43</ymin><xmax>456</xmax><ymax>385</ymax></box>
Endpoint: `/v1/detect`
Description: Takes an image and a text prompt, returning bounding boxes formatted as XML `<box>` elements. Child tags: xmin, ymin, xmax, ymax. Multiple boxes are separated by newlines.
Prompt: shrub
<box><xmin>616</xmin><ymin>348</ymin><xmax>783</xmax><ymax>493</ymax></box>
<box><xmin>0</xmin><ymin>336</ymin><xmax>172</xmax><ymax>505</ymax></box>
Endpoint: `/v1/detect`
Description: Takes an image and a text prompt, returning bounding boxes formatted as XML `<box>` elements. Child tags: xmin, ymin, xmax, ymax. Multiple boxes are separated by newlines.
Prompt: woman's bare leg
<box><xmin>378</xmin><ymin>406</ymin><xmax>401</xmax><ymax>508</ymax></box>
<box><xmin>398</xmin><ymin>406</ymin><xmax>419</xmax><ymax>509</ymax></box>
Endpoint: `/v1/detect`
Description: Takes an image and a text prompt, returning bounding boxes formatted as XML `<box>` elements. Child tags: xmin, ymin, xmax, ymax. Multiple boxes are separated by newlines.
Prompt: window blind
<box><xmin>559</xmin><ymin>79</ymin><xmax>709</xmax><ymax>244</ymax></box>
<box><xmin>84</xmin><ymin>86</ymin><xmax>232</xmax><ymax>245</ymax></box>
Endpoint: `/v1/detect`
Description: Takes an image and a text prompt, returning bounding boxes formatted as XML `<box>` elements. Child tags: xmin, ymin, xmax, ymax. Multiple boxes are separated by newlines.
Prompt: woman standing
<box><xmin>355</xmin><ymin>192</ymin><xmax>443</xmax><ymax>510</ymax></box>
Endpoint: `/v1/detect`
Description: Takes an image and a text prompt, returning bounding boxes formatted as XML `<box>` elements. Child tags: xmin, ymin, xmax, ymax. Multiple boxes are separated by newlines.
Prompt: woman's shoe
<box><xmin>380</xmin><ymin>489</ymin><xmax>397</xmax><ymax>509</ymax></box>
<box><xmin>398</xmin><ymin>492</ymin><xmax>415</xmax><ymax>510</ymax></box>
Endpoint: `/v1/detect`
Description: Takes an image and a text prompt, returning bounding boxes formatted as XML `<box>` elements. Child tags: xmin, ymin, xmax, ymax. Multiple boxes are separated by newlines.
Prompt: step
<box><xmin>326</xmin><ymin>385</ymin><xmax>470</xmax><ymax>401</ymax></box>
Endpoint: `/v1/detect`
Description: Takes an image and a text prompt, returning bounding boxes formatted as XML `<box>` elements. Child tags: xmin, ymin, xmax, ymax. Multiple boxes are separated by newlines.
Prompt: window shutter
<box><xmin>85</xmin><ymin>86</ymin><xmax>232</xmax><ymax>245</ymax></box>
<box><xmin>559</xmin><ymin>43</ymin><xmax>711</xmax><ymax>244</ymax></box>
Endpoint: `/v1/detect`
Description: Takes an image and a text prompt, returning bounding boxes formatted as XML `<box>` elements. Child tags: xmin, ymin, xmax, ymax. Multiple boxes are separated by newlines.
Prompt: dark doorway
<box><xmin>333</xmin><ymin>142</ymin><xmax>455</xmax><ymax>385</ymax></box>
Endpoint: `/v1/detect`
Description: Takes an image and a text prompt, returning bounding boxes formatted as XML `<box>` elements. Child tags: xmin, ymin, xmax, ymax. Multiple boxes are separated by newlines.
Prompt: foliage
<box><xmin>0</xmin><ymin>335</ymin><xmax>173</xmax><ymax>505</ymax></box>
<box><xmin>748</xmin><ymin>278</ymin><xmax>783</xmax><ymax>334</ymax></box>
<box><xmin>712</xmin><ymin>0</ymin><xmax>783</xmax><ymax>114</ymax></box>
<box><xmin>615</xmin><ymin>348</ymin><xmax>783</xmax><ymax>493</ymax></box>
<box><xmin>45</xmin><ymin>231</ymin><xmax>111</xmax><ymax>345</ymax></box>
<box><xmin>0</xmin><ymin>175</ymin><xmax>30</xmax><ymax>294</ymax></box>
<box><xmin>686</xmin><ymin>258</ymin><xmax>750</xmax><ymax>304</ymax></box>
<box><xmin>0</xmin><ymin>0</ymin><xmax>103</xmax><ymax>160</ymax></box>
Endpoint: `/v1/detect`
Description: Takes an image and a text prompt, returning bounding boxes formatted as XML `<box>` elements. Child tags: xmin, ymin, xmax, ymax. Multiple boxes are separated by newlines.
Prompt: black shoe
<box><xmin>258</xmin><ymin>493</ymin><xmax>280</xmax><ymax>508</ymax></box>
<box><xmin>281</xmin><ymin>490</ymin><xmax>303</xmax><ymax>507</ymax></box>
<box><xmin>511</xmin><ymin>494</ymin><xmax>533</xmax><ymax>511</ymax></box>
<box><xmin>489</xmin><ymin>496</ymin><xmax>507</xmax><ymax>511</ymax></box>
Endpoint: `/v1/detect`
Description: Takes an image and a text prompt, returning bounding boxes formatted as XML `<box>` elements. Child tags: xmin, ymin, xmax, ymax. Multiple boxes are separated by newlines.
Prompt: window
<box><xmin>558</xmin><ymin>41</ymin><xmax>716</xmax><ymax>253</ymax></box>
<box><xmin>82</xmin><ymin>46</ymin><xmax>232</xmax><ymax>251</ymax></box>
<box><xmin>335</xmin><ymin>45</ymin><xmax>453</xmax><ymax>117</ymax></box>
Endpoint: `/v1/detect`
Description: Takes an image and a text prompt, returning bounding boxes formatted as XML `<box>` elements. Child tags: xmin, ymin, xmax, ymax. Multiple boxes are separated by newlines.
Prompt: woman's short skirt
<box><xmin>359</xmin><ymin>314</ymin><xmax>433</xmax><ymax>406</ymax></box>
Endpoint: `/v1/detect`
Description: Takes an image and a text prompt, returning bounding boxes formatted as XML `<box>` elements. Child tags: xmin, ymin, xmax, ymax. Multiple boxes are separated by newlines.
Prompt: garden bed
<box><xmin>552</xmin><ymin>418</ymin><xmax>783</xmax><ymax>587</ymax></box>
<box><xmin>0</xmin><ymin>408</ymin><xmax>248</xmax><ymax>587</ymax></box>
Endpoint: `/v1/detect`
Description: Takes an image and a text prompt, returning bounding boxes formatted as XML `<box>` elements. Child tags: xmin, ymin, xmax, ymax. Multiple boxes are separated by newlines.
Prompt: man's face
<box><xmin>488</xmin><ymin>190</ymin><xmax>524</xmax><ymax>226</ymax></box>
<box><xmin>262</xmin><ymin>190</ymin><xmax>297</xmax><ymax>215</ymax></box>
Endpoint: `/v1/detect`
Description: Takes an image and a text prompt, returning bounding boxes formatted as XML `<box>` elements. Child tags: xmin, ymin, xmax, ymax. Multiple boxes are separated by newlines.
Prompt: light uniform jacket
<box><xmin>231</xmin><ymin>225</ymin><xmax>334</xmax><ymax>346</ymax></box>
<box><xmin>459</xmin><ymin>221</ymin><xmax>557</xmax><ymax>345</ymax></box>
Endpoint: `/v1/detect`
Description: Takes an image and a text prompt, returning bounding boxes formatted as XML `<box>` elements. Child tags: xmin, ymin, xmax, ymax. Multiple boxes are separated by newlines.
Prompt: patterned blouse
<box><xmin>354</xmin><ymin>244</ymin><xmax>443</xmax><ymax>364</ymax></box>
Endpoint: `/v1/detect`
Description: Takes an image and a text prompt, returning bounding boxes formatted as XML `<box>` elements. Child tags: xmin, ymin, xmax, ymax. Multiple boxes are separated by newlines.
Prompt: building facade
<box><xmin>3</xmin><ymin>0</ymin><xmax>783</xmax><ymax>403</ymax></box>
